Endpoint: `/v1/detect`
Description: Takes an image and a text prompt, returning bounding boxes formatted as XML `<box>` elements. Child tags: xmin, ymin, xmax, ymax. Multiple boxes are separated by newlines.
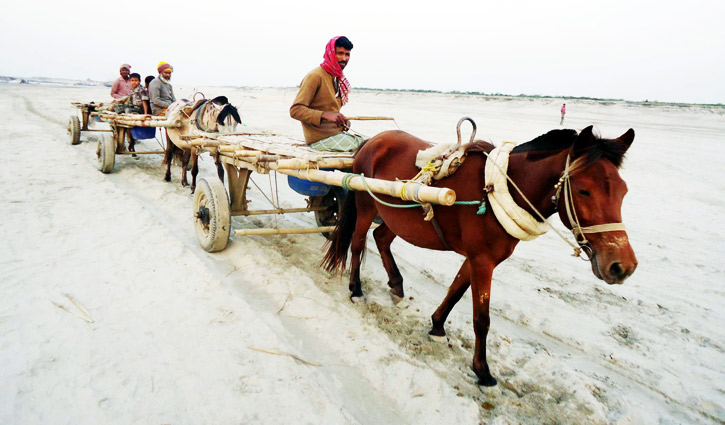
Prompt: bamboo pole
<box><xmin>276</xmin><ymin>168</ymin><xmax>456</xmax><ymax>206</ymax></box>
<box><xmin>92</xmin><ymin>112</ymin><xmax>181</xmax><ymax>128</ymax></box>
<box><xmin>347</xmin><ymin>116</ymin><xmax>395</xmax><ymax>121</ymax></box>
<box><xmin>235</xmin><ymin>150</ymin><xmax>264</xmax><ymax>157</ymax></box>
<box><xmin>235</xmin><ymin>226</ymin><xmax>336</xmax><ymax>236</ymax></box>
<box><xmin>235</xmin><ymin>206</ymin><xmax>328</xmax><ymax>216</ymax></box>
<box><xmin>275</xmin><ymin>158</ymin><xmax>353</xmax><ymax>170</ymax></box>
<box><xmin>117</xmin><ymin>151</ymin><xmax>166</xmax><ymax>155</ymax></box>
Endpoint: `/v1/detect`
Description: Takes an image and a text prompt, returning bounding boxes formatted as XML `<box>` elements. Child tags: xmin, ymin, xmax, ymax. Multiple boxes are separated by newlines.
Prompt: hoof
<box><xmin>390</xmin><ymin>293</ymin><xmax>409</xmax><ymax>309</ymax></box>
<box><xmin>182</xmin><ymin>182</ymin><xmax>189</xmax><ymax>187</ymax></box>
<box><xmin>428</xmin><ymin>333</ymin><xmax>448</xmax><ymax>344</ymax></box>
<box><xmin>164</xmin><ymin>175</ymin><xmax>171</xmax><ymax>182</ymax></box>
<box><xmin>478</xmin><ymin>375</ymin><xmax>498</xmax><ymax>387</ymax></box>
<box><xmin>350</xmin><ymin>295</ymin><xmax>366</xmax><ymax>304</ymax></box>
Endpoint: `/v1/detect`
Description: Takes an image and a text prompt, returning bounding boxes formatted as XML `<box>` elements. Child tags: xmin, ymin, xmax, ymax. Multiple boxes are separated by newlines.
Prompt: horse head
<box><xmin>558</xmin><ymin>125</ymin><xmax>638</xmax><ymax>284</ymax></box>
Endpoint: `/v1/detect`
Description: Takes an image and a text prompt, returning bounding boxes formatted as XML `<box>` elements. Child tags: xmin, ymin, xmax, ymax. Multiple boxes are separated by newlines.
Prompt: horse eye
<box><xmin>578</xmin><ymin>190</ymin><xmax>591</xmax><ymax>196</ymax></box>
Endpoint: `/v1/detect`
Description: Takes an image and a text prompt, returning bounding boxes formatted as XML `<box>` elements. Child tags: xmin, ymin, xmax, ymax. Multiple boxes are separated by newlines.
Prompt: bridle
<box><xmin>552</xmin><ymin>152</ymin><xmax>626</xmax><ymax>260</ymax></box>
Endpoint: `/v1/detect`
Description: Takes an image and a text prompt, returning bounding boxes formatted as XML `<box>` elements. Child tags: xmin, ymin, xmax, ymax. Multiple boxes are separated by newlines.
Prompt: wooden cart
<box><xmin>180</xmin><ymin>132</ymin><xmax>456</xmax><ymax>252</ymax></box>
<box><xmin>91</xmin><ymin>111</ymin><xmax>181</xmax><ymax>173</ymax></box>
<box><xmin>68</xmin><ymin>102</ymin><xmax>113</xmax><ymax>145</ymax></box>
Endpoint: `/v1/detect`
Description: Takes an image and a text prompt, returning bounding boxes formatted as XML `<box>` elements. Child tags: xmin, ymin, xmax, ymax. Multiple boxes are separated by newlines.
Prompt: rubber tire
<box><xmin>97</xmin><ymin>133</ymin><xmax>115</xmax><ymax>173</ymax></box>
<box><xmin>193</xmin><ymin>177</ymin><xmax>231</xmax><ymax>252</ymax></box>
<box><xmin>311</xmin><ymin>187</ymin><xmax>345</xmax><ymax>239</ymax></box>
<box><xmin>68</xmin><ymin>116</ymin><xmax>81</xmax><ymax>145</ymax></box>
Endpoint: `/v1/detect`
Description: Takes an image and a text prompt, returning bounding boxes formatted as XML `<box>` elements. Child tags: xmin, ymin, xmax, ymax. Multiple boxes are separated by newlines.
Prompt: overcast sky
<box><xmin>1</xmin><ymin>0</ymin><xmax>723</xmax><ymax>104</ymax></box>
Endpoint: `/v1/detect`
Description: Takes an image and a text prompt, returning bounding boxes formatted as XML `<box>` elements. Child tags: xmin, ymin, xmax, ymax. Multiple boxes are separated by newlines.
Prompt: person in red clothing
<box><xmin>560</xmin><ymin>103</ymin><xmax>566</xmax><ymax>125</ymax></box>
<box><xmin>290</xmin><ymin>36</ymin><xmax>364</xmax><ymax>151</ymax></box>
<box><xmin>111</xmin><ymin>64</ymin><xmax>132</xmax><ymax>99</ymax></box>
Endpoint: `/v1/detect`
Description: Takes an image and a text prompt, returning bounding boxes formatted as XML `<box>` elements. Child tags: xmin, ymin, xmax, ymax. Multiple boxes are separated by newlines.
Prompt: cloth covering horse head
<box><xmin>164</xmin><ymin>96</ymin><xmax>241</xmax><ymax>192</ymax></box>
<box><xmin>322</xmin><ymin>125</ymin><xmax>637</xmax><ymax>386</ymax></box>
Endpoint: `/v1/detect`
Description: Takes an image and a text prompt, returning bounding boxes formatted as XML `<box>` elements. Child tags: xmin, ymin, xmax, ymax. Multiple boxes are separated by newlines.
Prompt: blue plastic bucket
<box><xmin>131</xmin><ymin>126</ymin><xmax>157</xmax><ymax>140</ymax></box>
<box><xmin>287</xmin><ymin>175</ymin><xmax>332</xmax><ymax>196</ymax></box>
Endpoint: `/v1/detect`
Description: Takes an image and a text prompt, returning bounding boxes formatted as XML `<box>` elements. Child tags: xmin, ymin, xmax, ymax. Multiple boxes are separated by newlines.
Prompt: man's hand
<box><xmin>321</xmin><ymin>112</ymin><xmax>350</xmax><ymax>131</ymax></box>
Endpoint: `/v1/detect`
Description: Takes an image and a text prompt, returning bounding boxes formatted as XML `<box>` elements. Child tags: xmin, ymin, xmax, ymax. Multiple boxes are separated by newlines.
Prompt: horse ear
<box><xmin>573</xmin><ymin>125</ymin><xmax>596</xmax><ymax>153</ymax></box>
<box><xmin>617</xmin><ymin>128</ymin><xmax>635</xmax><ymax>151</ymax></box>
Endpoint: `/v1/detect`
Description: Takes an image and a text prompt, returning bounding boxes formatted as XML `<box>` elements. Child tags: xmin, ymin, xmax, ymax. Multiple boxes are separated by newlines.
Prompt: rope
<box><xmin>481</xmin><ymin>147</ymin><xmax>583</xmax><ymax>255</ymax></box>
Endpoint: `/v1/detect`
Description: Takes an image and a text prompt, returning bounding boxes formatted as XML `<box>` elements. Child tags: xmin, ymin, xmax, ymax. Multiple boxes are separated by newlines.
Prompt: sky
<box><xmin>1</xmin><ymin>0</ymin><xmax>723</xmax><ymax>104</ymax></box>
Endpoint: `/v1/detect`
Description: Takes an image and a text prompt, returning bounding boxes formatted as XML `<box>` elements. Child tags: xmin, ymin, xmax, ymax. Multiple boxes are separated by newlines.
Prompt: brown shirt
<box><xmin>290</xmin><ymin>66</ymin><xmax>343</xmax><ymax>144</ymax></box>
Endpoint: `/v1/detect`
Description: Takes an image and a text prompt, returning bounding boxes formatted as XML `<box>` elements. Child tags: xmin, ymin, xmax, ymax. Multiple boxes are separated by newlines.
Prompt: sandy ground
<box><xmin>0</xmin><ymin>84</ymin><xmax>723</xmax><ymax>425</ymax></box>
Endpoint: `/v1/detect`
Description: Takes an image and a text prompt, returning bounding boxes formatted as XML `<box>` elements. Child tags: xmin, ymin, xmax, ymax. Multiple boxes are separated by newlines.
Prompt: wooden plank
<box><xmin>234</xmin><ymin>226</ymin><xmax>335</xmax><ymax>236</ymax></box>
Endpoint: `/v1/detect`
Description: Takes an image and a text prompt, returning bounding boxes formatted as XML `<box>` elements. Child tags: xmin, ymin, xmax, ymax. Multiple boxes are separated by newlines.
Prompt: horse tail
<box><xmin>321</xmin><ymin>191</ymin><xmax>358</xmax><ymax>273</ymax></box>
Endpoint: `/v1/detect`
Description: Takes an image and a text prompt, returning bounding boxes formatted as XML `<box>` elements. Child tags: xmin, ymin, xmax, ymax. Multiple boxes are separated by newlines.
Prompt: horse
<box><xmin>164</xmin><ymin>95</ymin><xmax>241</xmax><ymax>192</ymax></box>
<box><xmin>321</xmin><ymin>125</ymin><xmax>638</xmax><ymax>386</ymax></box>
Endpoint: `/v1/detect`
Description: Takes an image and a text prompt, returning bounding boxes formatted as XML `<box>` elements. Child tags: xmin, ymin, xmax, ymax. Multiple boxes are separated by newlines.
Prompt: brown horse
<box><xmin>321</xmin><ymin>125</ymin><xmax>638</xmax><ymax>386</ymax></box>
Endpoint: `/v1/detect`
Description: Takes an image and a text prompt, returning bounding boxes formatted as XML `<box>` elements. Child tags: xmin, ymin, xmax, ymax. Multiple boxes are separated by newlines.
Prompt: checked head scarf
<box><xmin>320</xmin><ymin>36</ymin><xmax>351</xmax><ymax>106</ymax></box>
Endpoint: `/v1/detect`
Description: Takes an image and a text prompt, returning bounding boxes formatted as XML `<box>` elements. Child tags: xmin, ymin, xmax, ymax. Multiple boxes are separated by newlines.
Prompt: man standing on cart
<box><xmin>290</xmin><ymin>36</ymin><xmax>364</xmax><ymax>152</ymax></box>
<box><xmin>149</xmin><ymin>62</ymin><xmax>176</xmax><ymax>116</ymax></box>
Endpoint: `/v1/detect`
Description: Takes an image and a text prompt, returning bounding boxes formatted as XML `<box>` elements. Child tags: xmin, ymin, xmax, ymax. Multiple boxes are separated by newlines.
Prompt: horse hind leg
<box><xmin>372</xmin><ymin>224</ymin><xmax>405</xmax><ymax>306</ymax></box>
<box><xmin>348</xmin><ymin>194</ymin><xmax>378</xmax><ymax>301</ymax></box>
<box><xmin>429</xmin><ymin>259</ymin><xmax>471</xmax><ymax>342</ymax></box>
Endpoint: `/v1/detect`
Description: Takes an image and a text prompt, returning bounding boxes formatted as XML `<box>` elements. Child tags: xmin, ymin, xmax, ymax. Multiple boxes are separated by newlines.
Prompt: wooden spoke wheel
<box><xmin>68</xmin><ymin>115</ymin><xmax>81</xmax><ymax>145</ymax></box>
<box><xmin>193</xmin><ymin>177</ymin><xmax>231</xmax><ymax>252</ymax></box>
<box><xmin>310</xmin><ymin>187</ymin><xmax>345</xmax><ymax>239</ymax></box>
<box><xmin>97</xmin><ymin>133</ymin><xmax>115</xmax><ymax>173</ymax></box>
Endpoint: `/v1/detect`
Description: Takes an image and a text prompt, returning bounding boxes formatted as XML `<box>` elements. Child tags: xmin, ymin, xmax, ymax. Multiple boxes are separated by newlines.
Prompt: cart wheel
<box><xmin>194</xmin><ymin>177</ymin><xmax>231</xmax><ymax>252</ymax></box>
<box><xmin>97</xmin><ymin>133</ymin><xmax>115</xmax><ymax>173</ymax></box>
<box><xmin>311</xmin><ymin>187</ymin><xmax>345</xmax><ymax>239</ymax></box>
<box><xmin>68</xmin><ymin>116</ymin><xmax>81</xmax><ymax>145</ymax></box>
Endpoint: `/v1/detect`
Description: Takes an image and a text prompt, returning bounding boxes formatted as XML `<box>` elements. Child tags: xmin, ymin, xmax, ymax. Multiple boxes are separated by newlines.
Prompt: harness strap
<box><xmin>576</xmin><ymin>223</ymin><xmax>626</xmax><ymax>234</ymax></box>
<box><xmin>430</xmin><ymin>214</ymin><xmax>453</xmax><ymax>250</ymax></box>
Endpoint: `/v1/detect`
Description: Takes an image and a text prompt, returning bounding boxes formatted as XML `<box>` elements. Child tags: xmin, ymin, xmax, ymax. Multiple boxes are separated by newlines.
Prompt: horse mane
<box><xmin>217</xmin><ymin>104</ymin><xmax>241</xmax><ymax>125</ymax></box>
<box><xmin>468</xmin><ymin>128</ymin><xmax>628</xmax><ymax>170</ymax></box>
<box><xmin>512</xmin><ymin>129</ymin><xmax>578</xmax><ymax>154</ymax></box>
<box><xmin>210</xmin><ymin>95</ymin><xmax>229</xmax><ymax>105</ymax></box>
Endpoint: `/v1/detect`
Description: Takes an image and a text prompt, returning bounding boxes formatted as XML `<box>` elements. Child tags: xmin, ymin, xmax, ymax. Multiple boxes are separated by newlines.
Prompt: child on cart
<box><xmin>114</xmin><ymin>73</ymin><xmax>149</xmax><ymax>114</ymax></box>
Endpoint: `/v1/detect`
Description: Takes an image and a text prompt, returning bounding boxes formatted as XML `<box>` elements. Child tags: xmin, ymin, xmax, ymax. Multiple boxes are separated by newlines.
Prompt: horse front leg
<box><xmin>164</xmin><ymin>140</ymin><xmax>174</xmax><ymax>182</ymax></box>
<box><xmin>372</xmin><ymin>224</ymin><xmax>405</xmax><ymax>305</ymax></box>
<box><xmin>180</xmin><ymin>150</ymin><xmax>190</xmax><ymax>187</ymax></box>
<box><xmin>190</xmin><ymin>150</ymin><xmax>199</xmax><ymax>194</ymax></box>
<box><xmin>215</xmin><ymin>156</ymin><xmax>225</xmax><ymax>183</ymax></box>
<box><xmin>469</xmin><ymin>255</ymin><xmax>497</xmax><ymax>386</ymax></box>
<box><xmin>429</xmin><ymin>258</ymin><xmax>471</xmax><ymax>341</ymax></box>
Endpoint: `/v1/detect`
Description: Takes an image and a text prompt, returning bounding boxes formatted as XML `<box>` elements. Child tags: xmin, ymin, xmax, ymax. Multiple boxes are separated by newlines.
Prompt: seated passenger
<box><xmin>113</xmin><ymin>73</ymin><xmax>148</xmax><ymax>114</ymax></box>
<box><xmin>148</xmin><ymin>62</ymin><xmax>176</xmax><ymax>116</ymax></box>
<box><xmin>144</xmin><ymin>75</ymin><xmax>155</xmax><ymax>114</ymax></box>
<box><xmin>127</xmin><ymin>73</ymin><xmax>149</xmax><ymax>114</ymax></box>
<box><xmin>111</xmin><ymin>64</ymin><xmax>132</xmax><ymax>100</ymax></box>
<box><xmin>290</xmin><ymin>36</ymin><xmax>364</xmax><ymax>152</ymax></box>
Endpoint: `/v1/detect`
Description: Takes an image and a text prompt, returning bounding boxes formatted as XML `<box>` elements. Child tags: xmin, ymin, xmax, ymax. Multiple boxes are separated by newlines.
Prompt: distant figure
<box><xmin>149</xmin><ymin>62</ymin><xmax>176</xmax><ymax>116</ymax></box>
<box><xmin>560</xmin><ymin>103</ymin><xmax>566</xmax><ymax>125</ymax></box>
<box><xmin>290</xmin><ymin>36</ymin><xmax>364</xmax><ymax>152</ymax></box>
<box><xmin>111</xmin><ymin>64</ymin><xmax>132</xmax><ymax>99</ymax></box>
